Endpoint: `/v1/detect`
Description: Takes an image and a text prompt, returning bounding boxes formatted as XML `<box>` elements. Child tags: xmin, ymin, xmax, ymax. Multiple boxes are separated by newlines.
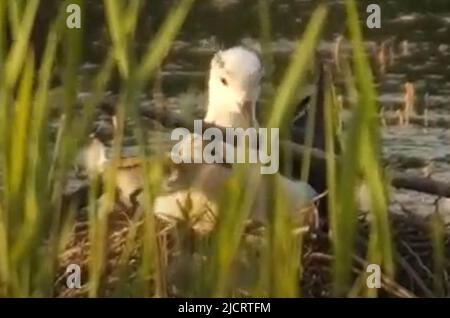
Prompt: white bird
<box><xmin>77</xmin><ymin>46</ymin><xmax>319</xmax><ymax>233</ymax></box>
<box><xmin>152</xmin><ymin>46</ymin><xmax>318</xmax><ymax>232</ymax></box>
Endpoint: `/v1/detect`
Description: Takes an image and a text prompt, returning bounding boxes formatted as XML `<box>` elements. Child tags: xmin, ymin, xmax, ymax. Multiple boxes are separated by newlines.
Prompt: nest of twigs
<box><xmin>302</xmin><ymin>212</ymin><xmax>450</xmax><ymax>297</ymax></box>
<box><xmin>55</xmin><ymin>205</ymin><xmax>450</xmax><ymax>298</ymax></box>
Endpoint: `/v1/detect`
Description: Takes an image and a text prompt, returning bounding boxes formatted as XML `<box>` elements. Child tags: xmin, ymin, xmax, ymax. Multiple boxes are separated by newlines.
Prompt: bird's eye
<box><xmin>220</xmin><ymin>77</ymin><xmax>228</xmax><ymax>86</ymax></box>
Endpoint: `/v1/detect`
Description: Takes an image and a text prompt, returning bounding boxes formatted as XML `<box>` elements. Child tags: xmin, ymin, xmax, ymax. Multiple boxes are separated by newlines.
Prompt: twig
<box><xmin>395</xmin><ymin>251</ymin><xmax>435</xmax><ymax>298</ymax></box>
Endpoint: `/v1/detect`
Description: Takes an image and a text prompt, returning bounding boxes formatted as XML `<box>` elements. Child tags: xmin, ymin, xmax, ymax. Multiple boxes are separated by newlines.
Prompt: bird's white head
<box><xmin>205</xmin><ymin>46</ymin><xmax>264</xmax><ymax>128</ymax></box>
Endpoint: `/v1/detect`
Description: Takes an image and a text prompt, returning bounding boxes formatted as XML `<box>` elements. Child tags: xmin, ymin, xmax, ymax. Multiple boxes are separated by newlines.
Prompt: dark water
<box><xmin>61</xmin><ymin>1</ymin><xmax>450</xmax><ymax>219</ymax></box>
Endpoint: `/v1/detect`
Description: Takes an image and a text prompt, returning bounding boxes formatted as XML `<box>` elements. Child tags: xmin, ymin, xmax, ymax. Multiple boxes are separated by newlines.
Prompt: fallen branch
<box><xmin>130</xmin><ymin>105</ymin><xmax>450</xmax><ymax>199</ymax></box>
<box><xmin>390</xmin><ymin>173</ymin><xmax>450</xmax><ymax>198</ymax></box>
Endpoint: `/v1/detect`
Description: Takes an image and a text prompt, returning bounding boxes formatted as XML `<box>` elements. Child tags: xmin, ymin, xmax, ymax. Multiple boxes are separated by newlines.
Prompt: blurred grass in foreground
<box><xmin>0</xmin><ymin>0</ymin><xmax>444</xmax><ymax>298</ymax></box>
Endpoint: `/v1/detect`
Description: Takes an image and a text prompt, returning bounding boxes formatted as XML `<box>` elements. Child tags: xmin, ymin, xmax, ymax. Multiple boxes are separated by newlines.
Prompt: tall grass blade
<box><xmin>104</xmin><ymin>0</ymin><xmax>129</xmax><ymax>78</ymax></box>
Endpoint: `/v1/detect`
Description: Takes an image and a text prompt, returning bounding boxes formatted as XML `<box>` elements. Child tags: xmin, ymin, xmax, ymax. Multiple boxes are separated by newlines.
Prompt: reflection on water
<box><xmin>72</xmin><ymin>1</ymin><xmax>450</xmax><ymax>102</ymax></box>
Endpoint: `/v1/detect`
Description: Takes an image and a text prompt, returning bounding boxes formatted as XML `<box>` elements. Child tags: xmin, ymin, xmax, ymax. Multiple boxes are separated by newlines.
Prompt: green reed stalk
<box><xmin>330</xmin><ymin>0</ymin><xmax>393</xmax><ymax>296</ymax></box>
